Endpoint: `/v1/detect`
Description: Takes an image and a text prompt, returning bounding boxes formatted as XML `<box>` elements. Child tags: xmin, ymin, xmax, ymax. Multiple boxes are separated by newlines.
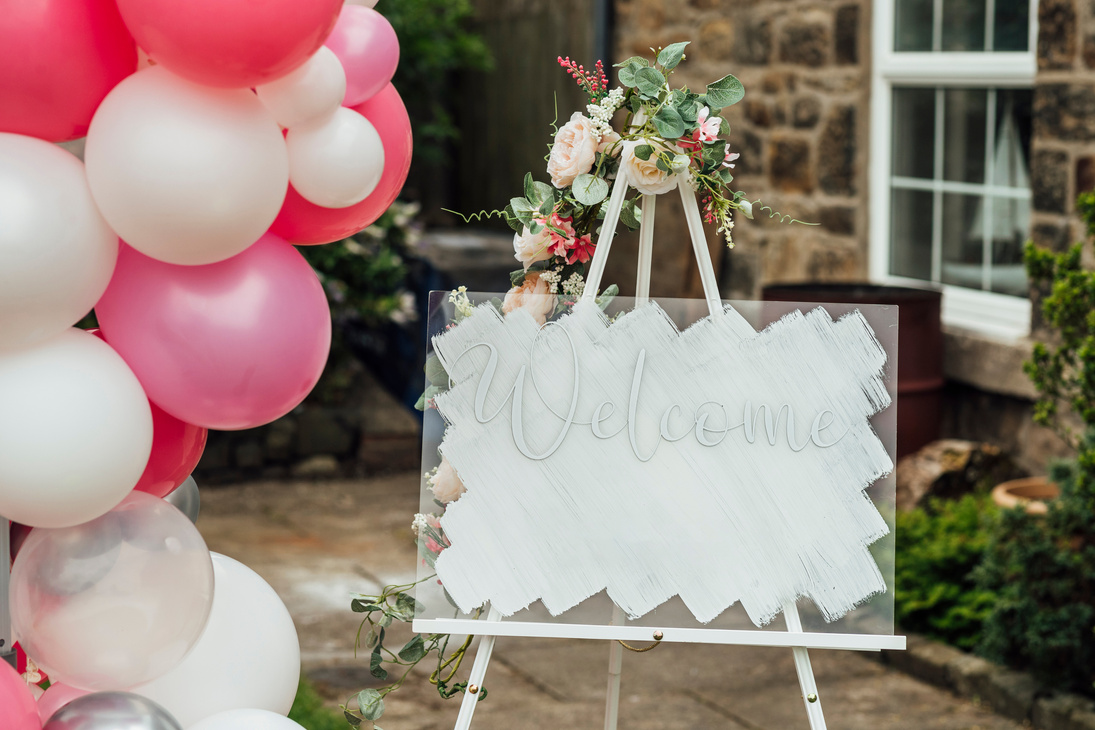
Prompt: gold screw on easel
<box><xmin>468</xmin><ymin>684</ymin><xmax>480</xmax><ymax>695</ymax></box>
<box><xmin>807</xmin><ymin>693</ymin><xmax>818</xmax><ymax>703</ymax></box>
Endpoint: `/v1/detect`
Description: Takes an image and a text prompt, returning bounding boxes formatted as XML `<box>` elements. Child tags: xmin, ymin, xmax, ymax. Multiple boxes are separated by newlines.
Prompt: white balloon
<box><xmin>132</xmin><ymin>554</ymin><xmax>301</xmax><ymax>727</ymax></box>
<box><xmin>10</xmin><ymin>492</ymin><xmax>214</xmax><ymax>691</ymax></box>
<box><xmin>186</xmin><ymin>708</ymin><xmax>305</xmax><ymax>730</ymax></box>
<box><xmin>286</xmin><ymin>106</ymin><xmax>384</xmax><ymax>208</ymax></box>
<box><xmin>344</xmin><ymin>0</ymin><xmax>379</xmax><ymax>7</ymax></box>
<box><xmin>0</xmin><ymin>329</ymin><xmax>152</xmax><ymax>528</ymax></box>
<box><xmin>256</xmin><ymin>46</ymin><xmax>347</xmax><ymax>129</ymax></box>
<box><xmin>85</xmin><ymin>66</ymin><xmax>289</xmax><ymax>266</ymax></box>
<box><xmin>0</xmin><ymin>134</ymin><xmax>117</xmax><ymax>350</ymax></box>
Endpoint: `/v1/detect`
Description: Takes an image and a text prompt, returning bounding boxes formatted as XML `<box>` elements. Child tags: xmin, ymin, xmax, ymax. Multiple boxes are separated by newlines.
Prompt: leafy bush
<box><xmin>894</xmin><ymin>494</ymin><xmax>998</xmax><ymax>650</ymax></box>
<box><xmin>289</xmin><ymin>675</ymin><xmax>349</xmax><ymax>730</ymax></box>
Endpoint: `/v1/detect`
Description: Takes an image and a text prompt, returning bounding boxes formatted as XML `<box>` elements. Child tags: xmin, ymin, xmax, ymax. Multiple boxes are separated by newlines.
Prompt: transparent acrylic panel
<box><xmin>941</xmin><ymin>192</ymin><xmax>986</xmax><ymax>290</ymax></box>
<box><xmin>892</xmin><ymin>88</ymin><xmax>936</xmax><ymax>180</ymax></box>
<box><xmin>990</xmin><ymin>196</ymin><xmax>1031</xmax><ymax>296</ymax></box>
<box><xmin>942</xmin><ymin>0</ymin><xmax>986</xmax><ymax>50</ymax></box>
<box><xmin>943</xmin><ymin>88</ymin><xmax>988</xmax><ymax>184</ymax></box>
<box><xmin>890</xmin><ymin>187</ymin><xmax>934</xmax><ymax>282</ymax></box>
<box><xmin>994</xmin><ymin>0</ymin><xmax>1030</xmax><ymax>50</ymax></box>
<box><xmin>894</xmin><ymin>0</ymin><xmax>934</xmax><ymax>50</ymax></box>
<box><xmin>417</xmin><ymin>292</ymin><xmax>897</xmax><ymax>638</ymax></box>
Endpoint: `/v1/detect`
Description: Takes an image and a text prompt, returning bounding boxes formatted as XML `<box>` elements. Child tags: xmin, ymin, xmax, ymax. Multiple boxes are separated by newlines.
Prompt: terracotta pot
<box><xmin>991</xmin><ymin>477</ymin><xmax>1060</xmax><ymax>515</ymax></box>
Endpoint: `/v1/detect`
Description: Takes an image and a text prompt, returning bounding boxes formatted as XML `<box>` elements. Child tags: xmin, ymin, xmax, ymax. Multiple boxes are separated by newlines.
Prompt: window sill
<box><xmin>942</xmin><ymin>325</ymin><xmax>1036</xmax><ymax>399</ymax></box>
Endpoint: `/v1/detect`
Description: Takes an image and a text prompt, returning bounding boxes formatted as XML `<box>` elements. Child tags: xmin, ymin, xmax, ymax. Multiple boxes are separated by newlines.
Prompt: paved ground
<box><xmin>198</xmin><ymin>474</ymin><xmax>1024</xmax><ymax>730</ymax></box>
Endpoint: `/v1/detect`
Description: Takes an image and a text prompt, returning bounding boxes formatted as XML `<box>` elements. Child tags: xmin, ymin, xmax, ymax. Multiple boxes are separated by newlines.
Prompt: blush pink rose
<box><xmin>502</xmin><ymin>271</ymin><xmax>557</xmax><ymax>325</ymax></box>
<box><xmin>547</xmin><ymin>112</ymin><xmax>599</xmax><ymax>188</ymax></box>
<box><xmin>513</xmin><ymin>225</ymin><xmax>553</xmax><ymax>269</ymax></box>
<box><xmin>621</xmin><ymin>140</ymin><xmax>682</xmax><ymax>195</ymax></box>
<box><xmin>429</xmin><ymin>456</ymin><xmax>466</xmax><ymax>504</ymax></box>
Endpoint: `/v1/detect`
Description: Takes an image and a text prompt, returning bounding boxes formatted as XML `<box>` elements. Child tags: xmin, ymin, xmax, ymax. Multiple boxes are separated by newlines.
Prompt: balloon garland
<box><xmin>0</xmin><ymin>0</ymin><xmax>409</xmax><ymax>726</ymax></box>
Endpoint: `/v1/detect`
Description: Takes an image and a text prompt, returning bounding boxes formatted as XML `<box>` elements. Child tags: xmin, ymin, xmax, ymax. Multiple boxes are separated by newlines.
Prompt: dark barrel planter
<box><xmin>762</xmin><ymin>283</ymin><xmax>943</xmax><ymax>459</ymax></box>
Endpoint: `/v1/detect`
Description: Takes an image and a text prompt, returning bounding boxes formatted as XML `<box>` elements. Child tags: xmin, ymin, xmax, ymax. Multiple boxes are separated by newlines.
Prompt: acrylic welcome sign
<box><xmin>414</xmin><ymin>291</ymin><xmax>900</xmax><ymax>652</ymax></box>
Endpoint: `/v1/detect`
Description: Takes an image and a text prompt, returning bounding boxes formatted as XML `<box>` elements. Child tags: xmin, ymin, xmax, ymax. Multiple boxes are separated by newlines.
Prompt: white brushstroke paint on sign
<box><xmin>431</xmin><ymin>300</ymin><xmax>893</xmax><ymax>627</ymax></box>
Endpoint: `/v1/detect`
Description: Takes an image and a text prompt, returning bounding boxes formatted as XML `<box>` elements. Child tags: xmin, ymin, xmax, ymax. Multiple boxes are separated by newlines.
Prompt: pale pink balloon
<box><xmin>324</xmin><ymin>6</ymin><xmax>399</xmax><ymax>107</ymax></box>
<box><xmin>94</xmin><ymin>235</ymin><xmax>331</xmax><ymax>430</ymax></box>
<box><xmin>114</xmin><ymin>0</ymin><xmax>342</xmax><ymax>89</ymax></box>
<box><xmin>37</xmin><ymin>683</ymin><xmax>90</xmax><ymax>722</ymax></box>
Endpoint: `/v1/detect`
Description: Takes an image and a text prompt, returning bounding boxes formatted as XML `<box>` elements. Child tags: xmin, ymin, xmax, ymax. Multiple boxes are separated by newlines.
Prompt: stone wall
<box><xmin>1030</xmin><ymin>0</ymin><xmax>1095</xmax><ymax>256</ymax></box>
<box><xmin>609</xmin><ymin>0</ymin><xmax>871</xmax><ymax>298</ymax></box>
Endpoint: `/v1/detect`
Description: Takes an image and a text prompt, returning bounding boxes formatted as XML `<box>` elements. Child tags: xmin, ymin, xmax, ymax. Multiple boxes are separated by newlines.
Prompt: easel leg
<box><xmin>603</xmin><ymin>606</ymin><xmax>626</xmax><ymax>730</ymax></box>
<box><xmin>0</xmin><ymin>518</ymin><xmax>14</xmax><ymax>668</ymax></box>
<box><xmin>453</xmin><ymin>607</ymin><xmax>501</xmax><ymax>730</ymax></box>
<box><xmin>784</xmin><ymin>603</ymin><xmax>827</xmax><ymax>730</ymax></box>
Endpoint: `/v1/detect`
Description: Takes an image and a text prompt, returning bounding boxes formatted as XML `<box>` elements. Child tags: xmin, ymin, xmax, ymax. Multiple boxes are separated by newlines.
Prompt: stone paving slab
<box><xmin>197</xmin><ymin>474</ymin><xmax>1024</xmax><ymax>730</ymax></box>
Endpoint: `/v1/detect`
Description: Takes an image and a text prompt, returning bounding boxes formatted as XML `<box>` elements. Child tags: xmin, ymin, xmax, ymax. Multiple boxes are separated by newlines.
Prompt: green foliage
<box><xmin>381</xmin><ymin>0</ymin><xmax>492</xmax><ymax>165</ymax></box>
<box><xmin>894</xmin><ymin>495</ymin><xmax>998</xmax><ymax>650</ymax></box>
<box><xmin>976</xmin><ymin>455</ymin><xmax>1095</xmax><ymax>697</ymax></box>
<box><xmin>289</xmin><ymin>676</ymin><xmax>351</xmax><ymax>730</ymax></box>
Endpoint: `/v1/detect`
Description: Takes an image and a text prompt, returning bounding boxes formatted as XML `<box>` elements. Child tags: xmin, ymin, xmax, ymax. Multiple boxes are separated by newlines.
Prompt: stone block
<box><xmin>1035</xmin><ymin>83</ymin><xmax>1095</xmax><ymax>142</ymax></box>
<box><xmin>1038</xmin><ymin>0</ymin><xmax>1078</xmax><ymax>69</ymax></box>
<box><xmin>738</xmin><ymin>128</ymin><xmax>764</xmax><ymax>175</ymax></box>
<box><xmin>1084</xmin><ymin>34</ymin><xmax>1095</xmax><ymax>67</ymax></box>
<box><xmin>699</xmin><ymin>18</ymin><xmax>734</xmax><ymax>61</ymax></box>
<box><xmin>818</xmin><ymin>105</ymin><xmax>856</xmax><ymax>195</ymax></box>
<box><xmin>735</xmin><ymin>16</ymin><xmax>771</xmax><ymax>65</ymax></box>
<box><xmin>977</xmin><ymin>666</ymin><xmax>1038</xmax><ymax>723</ymax></box>
<box><xmin>818</xmin><ymin>205</ymin><xmax>854</xmax><ymax>234</ymax></box>
<box><xmin>1077</xmin><ymin>155</ymin><xmax>1095</xmax><ymax>194</ymax></box>
<box><xmin>1035</xmin><ymin>693</ymin><xmax>1095</xmax><ymax>730</ymax></box>
<box><xmin>806</xmin><ymin>243</ymin><xmax>861</xmax><ymax>279</ymax></box>
<box><xmin>779</xmin><ymin>19</ymin><xmax>830</xmax><ymax>66</ymax></box>
<box><xmin>792</xmin><ymin>96</ymin><xmax>821</xmax><ymax>128</ymax></box>
<box><xmin>895</xmin><ymin>439</ymin><xmax>1024</xmax><ymax>511</ymax></box>
<box><xmin>744</xmin><ymin>99</ymin><xmax>772</xmax><ymax>127</ymax></box>
<box><xmin>768</xmin><ymin>135</ymin><xmax>813</xmax><ymax>192</ymax></box>
<box><xmin>1032</xmin><ymin>148</ymin><xmax>1069</xmax><ymax>212</ymax></box>
<box><xmin>1032</xmin><ymin>220</ymin><xmax>1073</xmax><ymax>251</ymax></box>
<box><xmin>761</xmin><ymin>71</ymin><xmax>795</xmax><ymax>93</ymax></box>
<box><xmin>834</xmin><ymin>4</ymin><xmax>860</xmax><ymax>64</ymax></box>
<box><xmin>945</xmin><ymin>651</ymin><xmax>995</xmax><ymax>699</ymax></box>
<box><xmin>636</xmin><ymin>0</ymin><xmax>665</xmax><ymax>31</ymax></box>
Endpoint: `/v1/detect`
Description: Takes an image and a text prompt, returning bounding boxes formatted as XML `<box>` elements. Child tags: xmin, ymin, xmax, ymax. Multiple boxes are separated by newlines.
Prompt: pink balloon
<box><xmin>37</xmin><ymin>683</ymin><xmax>89</xmax><ymax>723</ymax></box>
<box><xmin>325</xmin><ymin>6</ymin><xmax>400</xmax><ymax>107</ymax></box>
<box><xmin>270</xmin><ymin>84</ymin><xmax>412</xmax><ymax>245</ymax></box>
<box><xmin>95</xmin><ymin>235</ymin><xmax>331</xmax><ymax>430</ymax></box>
<box><xmin>0</xmin><ymin>660</ymin><xmax>41</xmax><ymax>730</ymax></box>
<box><xmin>115</xmin><ymin>0</ymin><xmax>342</xmax><ymax>89</ymax></box>
<box><xmin>0</xmin><ymin>0</ymin><xmax>136</xmax><ymax>141</ymax></box>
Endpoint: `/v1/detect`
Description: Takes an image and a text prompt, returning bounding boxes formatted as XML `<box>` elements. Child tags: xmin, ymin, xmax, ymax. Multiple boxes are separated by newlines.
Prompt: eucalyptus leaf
<box><xmin>525</xmin><ymin>177</ymin><xmax>554</xmax><ymax>206</ymax></box>
<box><xmin>702</xmin><ymin>139</ymin><xmax>727</xmax><ymax>168</ymax></box>
<box><xmin>613</xmin><ymin>55</ymin><xmax>650</xmax><ymax>68</ymax></box>
<box><xmin>378</xmin><ymin>613</ymin><xmax>393</xmax><ymax>628</ymax></box>
<box><xmin>678</xmin><ymin>100</ymin><xmax>700</xmax><ymax>123</ymax></box>
<box><xmin>396</xmin><ymin>592</ymin><xmax>424</xmax><ymax>617</ymax></box>
<box><xmin>655</xmin><ymin>156</ymin><xmax>670</xmax><ymax>172</ymax></box>
<box><xmin>369</xmin><ymin>649</ymin><xmax>388</xmax><ymax>680</ymax></box>
<box><xmin>634</xmin><ymin>144</ymin><xmax>654</xmax><ymax>161</ymax></box>
<box><xmin>617</xmin><ymin>61</ymin><xmax>642</xmax><ymax>88</ymax></box>
<box><xmin>634</xmin><ymin>67</ymin><xmax>665</xmax><ymax>98</ymax></box>
<box><xmin>719</xmin><ymin>117</ymin><xmax>731</xmax><ymax>136</ymax></box>
<box><xmin>397</xmin><ymin>634</ymin><xmax>427</xmax><ymax>662</ymax></box>
<box><xmin>652</xmin><ymin>106</ymin><xmax>685</xmax><ymax>138</ymax></box>
<box><xmin>572</xmin><ymin>173</ymin><xmax>609</xmax><ymax>206</ymax></box>
<box><xmin>538</xmin><ymin>198</ymin><xmax>553</xmax><ymax>216</ymax></box>
<box><xmin>344</xmin><ymin>710</ymin><xmax>363</xmax><ymax>727</ymax></box>
<box><xmin>358</xmin><ymin>689</ymin><xmax>385</xmax><ymax>722</ymax></box>
<box><xmin>596</xmin><ymin>284</ymin><xmax>619</xmax><ymax>310</ymax></box>
<box><xmin>657</xmin><ymin>41</ymin><xmax>689</xmax><ymax>70</ymax></box>
<box><xmin>414</xmin><ymin>392</ymin><xmax>427</xmax><ymax>411</ymax></box>
<box><xmin>424</xmin><ymin>356</ymin><xmax>448</xmax><ymax>387</ymax></box>
<box><xmin>503</xmin><ymin>204</ymin><xmax>523</xmax><ymax>232</ymax></box>
<box><xmin>620</xmin><ymin>199</ymin><xmax>642</xmax><ymax>229</ymax></box>
<box><xmin>706</xmin><ymin>73</ymin><xmax>745</xmax><ymax>108</ymax></box>
<box><xmin>510</xmin><ymin>268</ymin><xmax>528</xmax><ymax>287</ymax></box>
<box><xmin>351</xmin><ymin>598</ymin><xmax>380</xmax><ymax>614</ymax></box>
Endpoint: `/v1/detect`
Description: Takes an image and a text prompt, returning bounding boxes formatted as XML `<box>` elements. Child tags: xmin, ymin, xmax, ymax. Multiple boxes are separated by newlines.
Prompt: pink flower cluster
<box><xmin>557</xmin><ymin>56</ymin><xmax>610</xmax><ymax>100</ymax></box>
<box><xmin>541</xmin><ymin>212</ymin><xmax>595</xmax><ymax>264</ymax></box>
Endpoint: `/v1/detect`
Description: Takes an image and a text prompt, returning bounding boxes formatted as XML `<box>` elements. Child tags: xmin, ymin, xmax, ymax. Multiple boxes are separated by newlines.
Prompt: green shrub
<box><xmin>288</xmin><ymin>675</ymin><xmax>350</xmax><ymax>730</ymax></box>
<box><xmin>894</xmin><ymin>494</ymin><xmax>998</xmax><ymax>650</ymax></box>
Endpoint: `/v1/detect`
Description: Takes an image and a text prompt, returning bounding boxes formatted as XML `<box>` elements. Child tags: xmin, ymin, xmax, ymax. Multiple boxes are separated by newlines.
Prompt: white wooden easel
<box><xmin>429</xmin><ymin>170</ymin><xmax>905</xmax><ymax>730</ymax></box>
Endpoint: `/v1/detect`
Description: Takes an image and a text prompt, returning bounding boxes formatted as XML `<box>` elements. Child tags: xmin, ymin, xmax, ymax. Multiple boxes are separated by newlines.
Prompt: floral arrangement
<box><xmin>347</xmin><ymin>43</ymin><xmax>803</xmax><ymax>729</ymax></box>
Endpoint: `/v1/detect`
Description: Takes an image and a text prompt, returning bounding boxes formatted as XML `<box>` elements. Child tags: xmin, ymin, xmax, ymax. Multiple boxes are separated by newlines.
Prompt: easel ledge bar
<box><xmin>413</xmin><ymin>619</ymin><xmax>907</xmax><ymax>652</ymax></box>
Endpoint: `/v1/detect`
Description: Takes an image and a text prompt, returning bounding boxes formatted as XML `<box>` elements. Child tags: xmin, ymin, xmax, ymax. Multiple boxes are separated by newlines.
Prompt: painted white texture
<box><xmin>431</xmin><ymin>300</ymin><xmax>892</xmax><ymax>627</ymax></box>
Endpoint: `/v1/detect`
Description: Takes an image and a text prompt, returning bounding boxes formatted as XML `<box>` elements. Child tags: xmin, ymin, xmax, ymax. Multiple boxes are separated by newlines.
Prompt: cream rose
<box><xmin>502</xmin><ymin>271</ymin><xmax>557</xmax><ymax>325</ymax></box>
<box><xmin>597</xmin><ymin>129</ymin><xmax>622</xmax><ymax>156</ymax></box>
<box><xmin>547</xmin><ymin>112</ymin><xmax>599</xmax><ymax>189</ymax></box>
<box><xmin>620</xmin><ymin>140</ymin><xmax>682</xmax><ymax>195</ymax></box>
<box><xmin>513</xmin><ymin>225</ymin><xmax>553</xmax><ymax>269</ymax></box>
<box><xmin>429</xmin><ymin>457</ymin><xmax>465</xmax><ymax>504</ymax></box>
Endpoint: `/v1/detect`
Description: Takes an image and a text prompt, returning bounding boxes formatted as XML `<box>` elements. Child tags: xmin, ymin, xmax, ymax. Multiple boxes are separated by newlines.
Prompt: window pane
<box><xmin>990</xmin><ymin>197</ymin><xmax>1030</xmax><ymax>295</ymax></box>
<box><xmin>942</xmin><ymin>0</ymin><xmax>986</xmax><ymax>50</ymax></box>
<box><xmin>994</xmin><ymin>0</ymin><xmax>1030</xmax><ymax>50</ymax></box>
<box><xmin>891</xmin><ymin>188</ymin><xmax>934</xmax><ymax>281</ymax></box>
<box><xmin>943</xmin><ymin>88</ymin><xmax>987</xmax><ymax>183</ymax></box>
<box><xmin>893</xmin><ymin>88</ymin><xmax>936</xmax><ymax>179</ymax></box>
<box><xmin>993</xmin><ymin>89</ymin><xmax>1032</xmax><ymax>185</ymax></box>
<box><xmin>941</xmin><ymin>193</ymin><xmax>985</xmax><ymax>290</ymax></box>
<box><xmin>895</xmin><ymin>0</ymin><xmax>933</xmax><ymax>50</ymax></box>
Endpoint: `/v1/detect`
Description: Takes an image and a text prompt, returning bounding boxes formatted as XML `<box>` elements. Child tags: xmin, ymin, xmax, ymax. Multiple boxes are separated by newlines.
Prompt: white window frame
<box><xmin>869</xmin><ymin>0</ymin><xmax>1039</xmax><ymax>341</ymax></box>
